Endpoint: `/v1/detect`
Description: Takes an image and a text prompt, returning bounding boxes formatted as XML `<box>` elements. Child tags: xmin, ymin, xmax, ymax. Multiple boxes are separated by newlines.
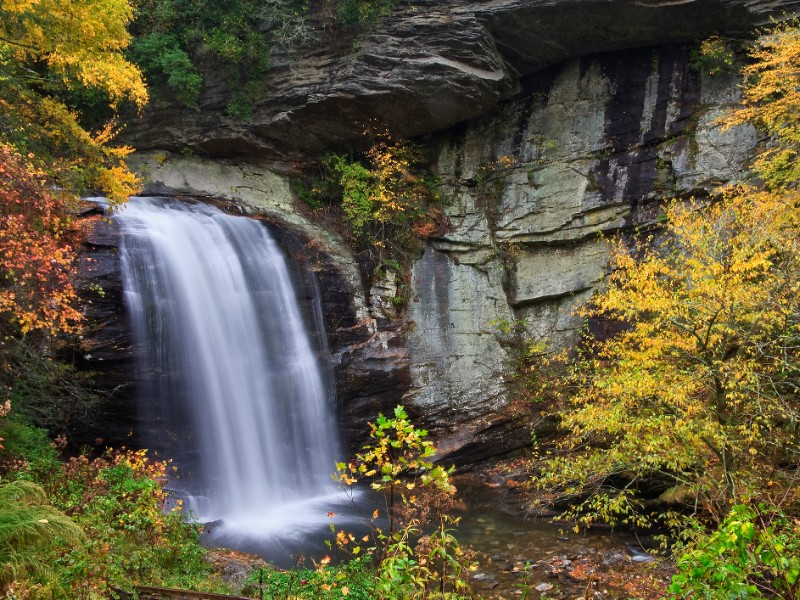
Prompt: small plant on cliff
<box><xmin>689</xmin><ymin>35</ymin><xmax>736</xmax><ymax>75</ymax></box>
<box><xmin>130</xmin><ymin>0</ymin><xmax>269</xmax><ymax>114</ymax></box>
<box><xmin>129</xmin><ymin>0</ymin><xmax>399</xmax><ymax>113</ymax></box>
<box><xmin>311</xmin><ymin>129</ymin><xmax>445</xmax><ymax>264</ymax></box>
<box><xmin>331</xmin><ymin>0</ymin><xmax>396</xmax><ymax>31</ymax></box>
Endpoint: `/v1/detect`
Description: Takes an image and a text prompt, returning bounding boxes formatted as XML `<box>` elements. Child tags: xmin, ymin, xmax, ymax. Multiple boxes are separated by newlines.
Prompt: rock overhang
<box><xmin>123</xmin><ymin>0</ymin><xmax>800</xmax><ymax>161</ymax></box>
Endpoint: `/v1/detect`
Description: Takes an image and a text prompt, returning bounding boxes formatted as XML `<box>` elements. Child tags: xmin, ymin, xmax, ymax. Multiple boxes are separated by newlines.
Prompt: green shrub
<box><xmin>689</xmin><ymin>36</ymin><xmax>736</xmax><ymax>75</ymax></box>
<box><xmin>0</xmin><ymin>481</ymin><xmax>85</xmax><ymax>594</ymax></box>
<box><xmin>670</xmin><ymin>503</ymin><xmax>800</xmax><ymax>598</ymax></box>
<box><xmin>130</xmin><ymin>32</ymin><xmax>202</xmax><ymax>107</ymax></box>
<box><xmin>334</xmin><ymin>406</ymin><xmax>474</xmax><ymax>599</ymax></box>
<box><xmin>0</xmin><ymin>418</ymin><xmax>61</xmax><ymax>482</ymax></box>
<box><xmin>130</xmin><ymin>0</ymin><xmax>269</xmax><ymax>109</ymax></box>
<box><xmin>246</xmin><ymin>557</ymin><xmax>375</xmax><ymax>599</ymax></box>
<box><xmin>49</xmin><ymin>450</ymin><xmax>227</xmax><ymax>595</ymax></box>
<box><xmin>0</xmin><ymin>443</ymin><xmax>228</xmax><ymax>597</ymax></box>
<box><xmin>334</xmin><ymin>0</ymin><xmax>396</xmax><ymax>31</ymax></box>
<box><xmin>312</xmin><ymin>132</ymin><xmax>445</xmax><ymax>266</ymax></box>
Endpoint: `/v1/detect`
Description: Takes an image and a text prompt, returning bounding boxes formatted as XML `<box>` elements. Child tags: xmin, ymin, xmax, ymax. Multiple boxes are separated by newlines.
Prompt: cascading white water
<box><xmin>117</xmin><ymin>197</ymin><xmax>346</xmax><ymax>553</ymax></box>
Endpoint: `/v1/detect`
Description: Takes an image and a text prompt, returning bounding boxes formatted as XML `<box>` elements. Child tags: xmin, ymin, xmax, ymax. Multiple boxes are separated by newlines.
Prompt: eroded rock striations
<box><xmin>407</xmin><ymin>47</ymin><xmax>760</xmax><ymax>462</ymax></box>
<box><xmin>123</xmin><ymin>0</ymin><xmax>795</xmax><ymax>160</ymax></box>
<box><xmin>79</xmin><ymin>0</ymin><xmax>799</xmax><ymax>461</ymax></box>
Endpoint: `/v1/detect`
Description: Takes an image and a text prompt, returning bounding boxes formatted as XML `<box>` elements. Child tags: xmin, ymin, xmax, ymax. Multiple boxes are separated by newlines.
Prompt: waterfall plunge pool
<box><xmin>117</xmin><ymin>196</ymin><xmax>351</xmax><ymax>567</ymax></box>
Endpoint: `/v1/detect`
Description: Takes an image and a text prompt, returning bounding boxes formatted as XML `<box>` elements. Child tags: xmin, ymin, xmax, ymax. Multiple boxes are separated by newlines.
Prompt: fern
<box><xmin>0</xmin><ymin>479</ymin><xmax>48</xmax><ymax>506</ymax></box>
<box><xmin>0</xmin><ymin>481</ymin><xmax>84</xmax><ymax>589</ymax></box>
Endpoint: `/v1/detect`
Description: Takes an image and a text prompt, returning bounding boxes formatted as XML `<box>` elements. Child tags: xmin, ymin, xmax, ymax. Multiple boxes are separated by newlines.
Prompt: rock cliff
<box><xmin>123</xmin><ymin>0</ymin><xmax>795</xmax><ymax>160</ymax></box>
<box><xmin>79</xmin><ymin>0</ymin><xmax>799</xmax><ymax>461</ymax></box>
<box><xmin>406</xmin><ymin>47</ymin><xmax>759</xmax><ymax>461</ymax></box>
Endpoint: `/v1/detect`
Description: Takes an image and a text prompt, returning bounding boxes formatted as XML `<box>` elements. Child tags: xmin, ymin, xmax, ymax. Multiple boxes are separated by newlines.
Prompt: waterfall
<box><xmin>117</xmin><ymin>197</ymin><xmax>345</xmax><ymax>554</ymax></box>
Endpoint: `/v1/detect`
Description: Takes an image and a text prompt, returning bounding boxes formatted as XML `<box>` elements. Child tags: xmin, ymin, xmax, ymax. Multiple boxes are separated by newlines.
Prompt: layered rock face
<box><xmin>123</xmin><ymin>0</ymin><xmax>794</xmax><ymax>160</ymax></box>
<box><xmin>84</xmin><ymin>0</ymin><xmax>798</xmax><ymax>461</ymax></box>
<box><xmin>405</xmin><ymin>47</ymin><xmax>759</xmax><ymax>460</ymax></box>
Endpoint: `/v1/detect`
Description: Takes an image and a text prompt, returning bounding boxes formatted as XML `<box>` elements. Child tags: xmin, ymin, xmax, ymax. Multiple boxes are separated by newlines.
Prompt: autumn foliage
<box><xmin>724</xmin><ymin>21</ymin><xmax>800</xmax><ymax>189</ymax></box>
<box><xmin>533</xmin><ymin>188</ymin><xmax>800</xmax><ymax>529</ymax></box>
<box><xmin>320</xmin><ymin>131</ymin><xmax>444</xmax><ymax>260</ymax></box>
<box><xmin>0</xmin><ymin>0</ymin><xmax>147</xmax><ymax>108</ymax></box>
<box><xmin>0</xmin><ymin>146</ymin><xmax>84</xmax><ymax>335</ymax></box>
<box><xmin>529</xmin><ymin>21</ymin><xmax>800</xmax><ymax>558</ymax></box>
<box><xmin>0</xmin><ymin>0</ymin><xmax>147</xmax><ymax>336</ymax></box>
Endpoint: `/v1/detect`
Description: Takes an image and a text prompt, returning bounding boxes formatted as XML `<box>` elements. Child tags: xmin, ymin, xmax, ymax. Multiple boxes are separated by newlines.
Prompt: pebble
<box><xmin>471</xmin><ymin>571</ymin><xmax>499</xmax><ymax>589</ymax></box>
<box><xmin>602</xmin><ymin>552</ymin><xmax>627</xmax><ymax>566</ymax></box>
<box><xmin>535</xmin><ymin>582</ymin><xmax>554</xmax><ymax>592</ymax></box>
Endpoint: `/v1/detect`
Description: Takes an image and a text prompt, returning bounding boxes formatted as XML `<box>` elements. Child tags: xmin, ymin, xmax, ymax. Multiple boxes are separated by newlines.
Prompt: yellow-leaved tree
<box><xmin>531</xmin><ymin>22</ymin><xmax>800</xmax><ymax>543</ymax></box>
<box><xmin>724</xmin><ymin>22</ymin><xmax>800</xmax><ymax>190</ymax></box>
<box><xmin>534</xmin><ymin>189</ymin><xmax>800</xmax><ymax>529</ymax></box>
<box><xmin>0</xmin><ymin>0</ymin><xmax>147</xmax><ymax>335</ymax></box>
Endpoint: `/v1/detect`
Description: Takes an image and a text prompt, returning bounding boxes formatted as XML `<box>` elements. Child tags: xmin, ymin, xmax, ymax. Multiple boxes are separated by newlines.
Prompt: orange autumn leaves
<box><xmin>0</xmin><ymin>0</ymin><xmax>147</xmax><ymax>336</ymax></box>
<box><xmin>0</xmin><ymin>146</ymin><xmax>83</xmax><ymax>335</ymax></box>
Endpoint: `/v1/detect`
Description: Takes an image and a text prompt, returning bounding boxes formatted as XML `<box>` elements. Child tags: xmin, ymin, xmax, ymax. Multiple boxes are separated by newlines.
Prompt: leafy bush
<box><xmin>530</xmin><ymin>188</ymin><xmax>800</xmax><ymax>534</ymax></box>
<box><xmin>670</xmin><ymin>504</ymin><xmax>800</xmax><ymax>598</ymax></box>
<box><xmin>333</xmin><ymin>406</ymin><xmax>474</xmax><ymax>599</ymax></box>
<box><xmin>689</xmin><ymin>36</ymin><xmax>736</xmax><ymax>75</ymax></box>
<box><xmin>724</xmin><ymin>20</ymin><xmax>800</xmax><ymax>189</ymax></box>
<box><xmin>333</xmin><ymin>0</ymin><xmax>396</xmax><ymax>31</ymax></box>
<box><xmin>0</xmin><ymin>417</ymin><xmax>61</xmax><ymax>482</ymax></box>
<box><xmin>246</xmin><ymin>556</ymin><xmax>375</xmax><ymax>599</ymax></box>
<box><xmin>309</xmin><ymin>131</ymin><xmax>445</xmax><ymax>265</ymax></box>
<box><xmin>130</xmin><ymin>0</ymin><xmax>269</xmax><ymax>112</ymax></box>
<box><xmin>48</xmin><ymin>449</ymin><xmax>226</xmax><ymax>595</ymax></box>
<box><xmin>129</xmin><ymin>32</ymin><xmax>202</xmax><ymax>107</ymax></box>
<box><xmin>0</xmin><ymin>441</ymin><xmax>227</xmax><ymax>597</ymax></box>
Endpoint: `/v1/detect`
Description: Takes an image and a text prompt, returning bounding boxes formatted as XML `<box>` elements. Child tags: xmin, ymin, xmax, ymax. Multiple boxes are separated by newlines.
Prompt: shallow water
<box><xmin>458</xmin><ymin>487</ymin><xmax>654</xmax><ymax>598</ymax></box>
